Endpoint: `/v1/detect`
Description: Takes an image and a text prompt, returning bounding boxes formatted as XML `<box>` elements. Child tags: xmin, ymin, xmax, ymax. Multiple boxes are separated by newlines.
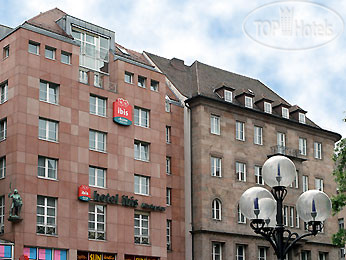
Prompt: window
<box><xmin>289</xmin><ymin>206</ymin><xmax>294</xmax><ymax>227</ymax></box>
<box><xmin>134</xmin><ymin>175</ymin><xmax>149</xmax><ymax>196</ymax></box>
<box><xmin>89</xmin><ymin>130</ymin><xmax>106</xmax><ymax>152</ymax></box>
<box><xmin>224</xmin><ymin>90</ymin><xmax>232</xmax><ymax>102</ymax></box>
<box><xmin>3</xmin><ymin>45</ymin><xmax>9</xmax><ymax>59</ymax></box>
<box><xmin>0</xmin><ymin>81</ymin><xmax>8</xmax><ymax>104</ymax></box>
<box><xmin>124</xmin><ymin>71</ymin><xmax>133</xmax><ymax>84</ymax></box>
<box><xmin>133</xmin><ymin>107</ymin><xmax>149</xmax><ymax>128</ymax></box>
<box><xmin>61</xmin><ymin>51</ymin><xmax>71</xmax><ymax>64</ymax></box>
<box><xmin>299</xmin><ymin>138</ymin><xmax>307</xmax><ymax>156</ymax></box>
<box><xmin>238</xmin><ymin>204</ymin><xmax>246</xmax><ymax>224</ymax></box>
<box><xmin>338</xmin><ymin>218</ymin><xmax>344</xmax><ymax>230</ymax></box>
<box><xmin>211</xmin><ymin>115</ymin><xmax>220</xmax><ymax>135</ymax></box>
<box><xmin>37</xmin><ymin>196</ymin><xmax>56</xmax><ymax>235</ymax></box>
<box><xmin>341</xmin><ymin>248</ymin><xmax>345</xmax><ymax>260</ymax></box>
<box><xmin>134</xmin><ymin>212</ymin><xmax>149</xmax><ymax>244</ymax></box>
<box><xmin>166</xmin><ymin>126</ymin><xmax>171</xmax><ymax>143</ymax></box>
<box><xmin>301</xmin><ymin>251</ymin><xmax>311</xmax><ymax>260</ymax></box>
<box><xmin>39</xmin><ymin>118</ymin><xmax>58</xmax><ymax>142</ymax></box>
<box><xmin>236</xmin><ymin>121</ymin><xmax>245</xmax><ymax>141</ymax></box>
<box><xmin>38</xmin><ymin>156</ymin><xmax>57</xmax><ymax>180</ymax></box>
<box><xmin>166</xmin><ymin>188</ymin><xmax>171</xmax><ymax>206</ymax></box>
<box><xmin>245</xmin><ymin>96</ymin><xmax>253</xmax><ymax>108</ymax></box>
<box><xmin>299</xmin><ymin>113</ymin><xmax>306</xmax><ymax>124</ymax></box>
<box><xmin>134</xmin><ymin>141</ymin><xmax>149</xmax><ymax>161</ymax></box>
<box><xmin>212</xmin><ymin>199</ymin><xmax>222</xmax><ymax>220</ymax></box>
<box><xmin>303</xmin><ymin>175</ymin><xmax>309</xmax><ymax>192</ymax></box>
<box><xmin>0</xmin><ymin>196</ymin><xmax>4</xmax><ymax>234</ymax></box>
<box><xmin>138</xmin><ymin>76</ymin><xmax>146</xmax><ymax>88</ymax></box>
<box><xmin>315</xmin><ymin>178</ymin><xmax>324</xmax><ymax>191</ymax></box>
<box><xmin>212</xmin><ymin>242</ymin><xmax>222</xmax><ymax>260</ymax></box>
<box><xmin>255</xmin><ymin>166</ymin><xmax>263</xmax><ymax>185</ymax></box>
<box><xmin>165</xmin><ymin>100</ymin><xmax>171</xmax><ymax>112</ymax></box>
<box><xmin>290</xmin><ymin>170</ymin><xmax>299</xmax><ymax>189</ymax></box>
<box><xmin>258</xmin><ymin>247</ymin><xmax>267</xmax><ymax>260</ymax></box>
<box><xmin>0</xmin><ymin>118</ymin><xmax>6</xmax><ymax>142</ymax></box>
<box><xmin>94</xmin><ymin>73</ymin><xmax>103</xmax><ymax>88</ymax></box>
<box><xmin>0</xmin><ymin>156</ymin><xmax>5</xmax><ymax>179</ymax></box>
<box><xmin>282</xmin><ymin>107</ymin><xmax>289</xmax><ymax>119</ymax></box>
<box><xmin>45</xmin><ymin>46</ymin><xmax>55</xmax><ymax>60</ymax></box>
<box><xmin>236</xmin><ymin>245</ymin><xmax>245</xmax><ymax>260</ymax></box>
<box><xmin>166</xmin><ymin>157</ymin><xmax>171</xmax><ymax>174</ymax></box>
<box><xmin>150</xmin><ymin>80</ymin><xmax>159</xmax><ymax>91</ymax></box>
<box><xmin>318</xmin><ymin>252</ymin><xmax>327</xmax><ymax>260</ymax></box>
<box><xmin>167</xmin><ymin>220</ymin><xmax>172</xmax><ymax>250</ymax></box>
<box><xmin>79</xmin><ymin>69</ymin><xmax>88</xmax><ymax>84</ymax></box>
<box><xmin>90</xmin><ymin>95</ymin><xmax>106</xmax><ymax>117</ymax></box>
<box><xmin>314</xmin><ymin>142</ymin><xmax>322</xmax><ymax>159</ymax></box>
<box><xmin>28</xmin><ymin>41</ymin><xmax>39</xmax><ymax>55</ymax></box>
<box><xmin>264</xmin><ymin>102</ymin><xmax>272</xmax><ymax>114</ymax></box>
<box><xmin>211</xmin><ymin>156</ymin><xmax>222</xmax><ymax>177</ymax></box>
<box><xmin>277</xmin><ymin>132</ymin><xmax>286</xmax><ymax>148</ymax></box>
<box><xmin>296</xmin><ymin>208</ymin><xmax>300</xmax><ymax>228</ymax></box>
<box><xmin>88</xmin><ymin>204</ymin><xmax>105</xmax><ymax>240</ymax></box>
<box><xmin>39</xmin><ymin>80</ymin><xmax>59</xmax><ymax>104</ymax></box>
<box><xmin>236</xmin><ymin>162</ymin><xmax>246</xmax><ymax>181</ymax></box>
<box><xmin>254</xmin><ymin>126</ymin><xmax>263</xmax><ymax>145</ymax></box>
<box><xmin>283</xmin><ymin>206</ymin><xmax>288</xmax><ymax>226</ymax></box>
<box><xmin>89</xmin><ymin>166</ymin><xmax>106</xmax><ymax>188</ymax></box>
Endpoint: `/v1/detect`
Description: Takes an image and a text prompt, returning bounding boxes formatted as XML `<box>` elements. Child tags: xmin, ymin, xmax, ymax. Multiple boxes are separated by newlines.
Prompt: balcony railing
<box><xmin>270</xmin><ymin>145</ymin><xmax>305</xmax><ymax>160</ymax></box>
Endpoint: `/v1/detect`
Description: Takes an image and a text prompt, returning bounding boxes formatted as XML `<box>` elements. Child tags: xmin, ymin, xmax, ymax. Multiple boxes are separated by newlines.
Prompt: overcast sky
<box><xmin>1</xmin><ymin>0</ymin><xmax>345</xmax><ymax>138</ymax></box>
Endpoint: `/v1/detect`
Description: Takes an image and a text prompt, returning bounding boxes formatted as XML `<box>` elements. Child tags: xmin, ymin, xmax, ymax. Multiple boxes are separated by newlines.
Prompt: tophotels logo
<box><xmin>243</xmin><ymin>1</ymin><xmax>344</xmax><ymax>50</ymax></box>
<box><xmin>78</xmin><ymin>185</ymin><xmax>91</xmax><ymax>201</ymax></box>
<box><xmin>113</xmin><ymin>98</ymin><xmax>132</xmax><ymax>126</ymax></box>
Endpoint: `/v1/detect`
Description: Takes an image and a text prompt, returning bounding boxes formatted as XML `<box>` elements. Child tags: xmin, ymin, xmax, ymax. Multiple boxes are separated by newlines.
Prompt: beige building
<box><xmin>146</xmin><ymin>53</ymin><xmax>342</xmax><ymax>259</ymax></box>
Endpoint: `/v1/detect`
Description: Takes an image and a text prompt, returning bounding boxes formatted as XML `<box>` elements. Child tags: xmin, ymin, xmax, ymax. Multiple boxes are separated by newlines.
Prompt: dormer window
<box><xmin>224</xmin><ymin>90</ymin><xmax>232</xmax><ymax>102</ymax></box>
<box><xmin>299</xmin><ymin>112</ymin><xmax>306</xmax><ymax>124</ymax></box>
<box><xmin>282</xmin><ymin>107</ymin><xmax>289</xmax><ymax>119</ymax></box>
<box><xmin>264</xmin><ymin>102</ymin><xmax>272</xmax><ymax>114</ymax></box>
<box><xmin>245</xmin><ymin>96</ymin><xmax>253</xmax><ymax>108</ymax></box>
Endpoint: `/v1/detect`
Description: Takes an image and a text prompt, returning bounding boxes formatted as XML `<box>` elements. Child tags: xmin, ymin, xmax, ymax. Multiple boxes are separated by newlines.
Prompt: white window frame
<box><xmin>89</xmin><ymin>166</ymin><xmax>106</xmax><ymax>188</ymax></box>
<box><xmin>61</xmin><ymin>51</ymin><xmax>71</xmax><ymax>64</ymax></box>
<box><xmin>238</xmin><ymin>204</ymin><xmax>246</xmax><ymax>224</ymax></box>
<box><xmin>0</xmin><ymin>118</ymin><xmax>7</xmax><ymax>142</ymax></box>
<box><xmin>39</xmin><ymin>80</ymin><xmax>59</xmax><ymax>104</ymax></box>
<box><xmin>212</xmin><ymin>242</ymin><xmax>222</xmax><ymax>260</ymax></box>
<box><xmin>166</xmin><ymin>188</ymin><xmax>171</xmax><ymax>206</ymax></box>
<box><xmin>134</xmin><ymin>175</ymin><xmax>149</xmax><ymax>196</ymax></box>
<box><xmin>0</xmin><ymin>156</ymin><xmax>5</xmax><ymax>179</ymax></box>
<box><xmin>338</xmin><ymin>218</ymin><xmax>344</xmax><ymax>230</ymax></box>
<box><xmin>138</xmin><ymin>76</ymin><xmax>146</xmax><ymax>88</ymax></box>
<box><xmin>289</xmin><ymin>170</ymin><xmax>299</xmax><ymax>189</ymax></box>
<box><xmin>236</xmin><ymin>245</ymin><xmax>245</xmax><ymax>260</ymax></box>
<box><xmin>134</xmin><ymin>107</ymin><xmax>149</xmax><ymax>128</ymax></box>
<box><xmin>210</xmin><ymin>115</ymin><xmax>220</xmax><ymax>135</ymax></box>
<box><xmin>0</xmin><ymin>196</ymin><xmax>4</xmax><ymax>234</ymax></box>
<box><xmin>3</xmin><ymin>45</ymin><xmax>9</xmax><ymax>59</ymax></box>
<box><xmin>236</xmin><ymin>162</ymin><xmax>246</xmax><ymax>182</ymax></box>
<box><xmin>150</xmin><ymin>80</ymin><xmax>159</xmax><ymax>91</ymax></box>
<box><xmin>167</xmin><ymin>220</ymin><xmax>172</xmax><ymax>250</ymax></box>
<box><xmin>29</xmin><ymin>41</ymin><xmax>40</xmax><ymax>55</ymax></box>
<box><xmin>299</xmin><ymin>138</ymin><xmax>307</xmax><ymax>156</ymax></box>
<box><xmin>282</xmin><ymin>107</ymin><xmax>289</xmax><ymax>119</ymax></box>
<box><xmin>79</xmin><ymin>69</ymin><xmax>88</xmax><ymax>84</ymax></box>
<box><xmin>289</xmin><ymin>206</ymin><xmax>294</xmax><ymax>227</ymax></box>
<box><xmin>94</xmin><ymin>72</ymin><xmax>102</xmax><ymax>88</ymax></box>
<box><xmin>88</xmin><ymin>204</ymin><xmax>106</xmax><ymax>240</ymax></box>
<box><xmin>134</xmin><ymin>212</ymin><xmax>149</xmax><ymax>244</ymax></box>
<box><xmin>0</xmin><ymin>81</ymin><xmax>8</xmax><ymax>104</ymax></box>
<box><xmin>277</xmin><ymin>132</ymin><xmax>286</xmax><ymax>147</ymax></box>
<box><xmin>245</xmin><ymin>96</ymin><xmax>253</xmax><ymax>108</ymax></box>
<box><xmin>255</xmin><ymin>166</ymin><xmax>264</xmax><ymax>185</ymax></box>
<box><xmin>314</xmin><ymin>142</ymin><xmax>322</xmax><ymax>159</ymax></box>
<box><xmin>301</xmin><ymin>251</ymin><xmax>311</xmax><ymax>260</ymax></box>
<box><xmin>165</xmin><ymin>100</ymin><xmax>171</xmax><ymax>112</ymax></box>
<box><xmin>299</xmin><ymin>112</ymin><xmax>306</xmax><ymax>124</ymax></box>
<box><xmin>258</xmin><ymin>247</ymin><xmax>267</xmax><ymax>260</ymax></box>
<box><xmin>45</xmin><ymin>46</ymin><xmax>56</xmax><ymax>60</ymax></box>
<box><xmin>254</xmin><ymin>126</ymin><xmax>263</xmax><ymax>145</ymax></box>
<box><xmin>315</xmin><ymin>178</ymin><xmax>324</xmax><ymax>191</ymax></box>
<box><xmin>166</xmin><ymin>157</ymin><xmax>171</xmax><ymax>174</ymax></box>
<box><xmin>36</xmin><ymin>196</ymin><xmax>56</xmax><ymax>235</ymax></box>
<box><xmin>89</xmin><ymin>129</ymin><xmax>106</xmax><ymax>152</ymax></box>
<box><xmin>264</xmin><ymin>102</ymin><xmax>272</xmax><ymax>114</ymax></box>
<box><xmin>224</xmin><ymin>90</ymin><xmax>232</xmax><ymax>102</ymax></box>
<box><xmin>134</xmin><ymin>141</ymin><xmax>149</xmax><ymax>161</ymax></box>
<box><xmin>166</xmin><ymin>126</ymin><xmax>171</xmax><ymax>143</ymax></box>
<box><xmin>38</xmin><ymin>156</ymin><xmax>57</xmax><ymax>180</ymax></box>
<box><xmin>39</xmin><ymin>118</ymin><xmax>58</xmax><ymax>142</ymax></box>
<box><xmin>211</xmin><ymin>156</ymin><xmax>222</xmax><ymax>177</ymax></box>
<box><xmin>303</xmin><ymin>175</ymin><xmax>309</xmax><ymax>192</ymax></box>
<box><xmin>283</xmin><ymin>205</ymin><xmax>288</xmax><ymax>226</ymax></box>
<box><xmin>90</xmin><ymin>95</ymin><xmax>106</xmax><ymax>117</ymax></box>
<box><xmin>296</xmin><ymin>208</ymin><xmax>300</xmax><ymax>228</ymax></box>
<box><xmin>236</xmin><ymin>121</ymin><xmax>245</xmax><ymax>141</ymax></box>
<box><xmin>124</xmin><ymin>71</ymin><xmax>133</xmax><ymax>84</ymax></box>
<box><xmin>212</xmin><ymin>199</ymin><xmax>222</xmax><ymax>220</ymax></box>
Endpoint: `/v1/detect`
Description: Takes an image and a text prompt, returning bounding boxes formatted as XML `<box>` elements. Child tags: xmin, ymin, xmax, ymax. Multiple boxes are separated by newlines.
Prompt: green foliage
<box><xmin>331</xmin><ymin>138</ymin><xmax>346</xmax><ymax>247</ymax></box>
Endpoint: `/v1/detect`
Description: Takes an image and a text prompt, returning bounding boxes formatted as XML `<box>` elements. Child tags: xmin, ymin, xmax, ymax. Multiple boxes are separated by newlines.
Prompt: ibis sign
<box><xmin>113</xmin><ymin>98</ymin><xmax>132</xmax><ymax>126</ymax></box>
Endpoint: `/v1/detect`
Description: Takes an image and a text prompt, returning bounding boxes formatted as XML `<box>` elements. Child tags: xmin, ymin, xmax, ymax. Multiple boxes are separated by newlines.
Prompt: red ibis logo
<box><xmin>113</xmin><ymin>98</ymin><xmax>132</xmax><ymax>126</ymax></box>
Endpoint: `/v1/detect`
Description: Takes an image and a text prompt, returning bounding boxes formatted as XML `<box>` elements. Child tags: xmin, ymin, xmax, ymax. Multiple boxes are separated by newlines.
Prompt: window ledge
<box><xmin>89</xmin><ymin>185</ymin><xmax>107</xmax><ymax>189</ymax></box>
<box><xmin>134</xmin><ymin>158</ymin><xmax>149</xmax><ymax>163</ymax></box>
<box><xmin>37</xmin><ymin>176</ymin><xmax>58</xmax><ymax>182</ymax></box>
<box><xmin>29</xmin><ymin>52</ymin><xmax>40</xmax><ymax>56</ymax></box>
<box><xmin>89</xmin><ymin>148</ymin><xmax>107</xmax><ymax>154</ymax></box>
<box><xmin>88</xmin><ymin>238</ymin><xmax>107</xmax><ymax>242</ymax></box>
<box><xmin>38</xmin><ymin>138</ymin><xmax>59</xmax><ymax>144</ymax></box>
<box><xmin>39</xmin><ymin>100</ymin><xmax>59</xmax><ymax>106</ymax></box>
<box><xmin>36</xmin><ymin>233</ymin><xmax>58</xmax><ymax>237</ymax></box>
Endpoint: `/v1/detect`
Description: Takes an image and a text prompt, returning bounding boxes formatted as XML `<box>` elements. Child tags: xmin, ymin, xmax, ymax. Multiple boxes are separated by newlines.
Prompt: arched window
<box><xmin>212</xmin><ymin>199</ymin><xmax>222</xmax><ymax>220</ymax></box>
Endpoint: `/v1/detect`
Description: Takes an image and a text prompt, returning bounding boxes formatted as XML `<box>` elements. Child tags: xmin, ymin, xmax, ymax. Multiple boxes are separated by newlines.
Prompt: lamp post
<box><xmin>239</xmin><ymin>155</ymin><xmax>332</xmax><ymax>260</ymax></box>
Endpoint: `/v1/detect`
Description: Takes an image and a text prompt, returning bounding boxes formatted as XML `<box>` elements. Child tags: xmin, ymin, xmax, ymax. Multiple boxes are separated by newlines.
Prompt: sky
<box><xmin>1</xmin><ymin>0</ymin><xmax>345</xmax><ymax>139</ymax></box>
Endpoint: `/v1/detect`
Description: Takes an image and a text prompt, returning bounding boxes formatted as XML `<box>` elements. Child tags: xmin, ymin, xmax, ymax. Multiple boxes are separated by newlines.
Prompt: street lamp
<box><xmin>239</xmin><ymin>155</ymin><xmax>332</xmax><ymax>260</ymax></box>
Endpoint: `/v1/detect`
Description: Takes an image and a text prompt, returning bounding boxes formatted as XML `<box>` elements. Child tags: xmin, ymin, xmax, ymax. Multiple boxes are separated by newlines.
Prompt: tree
<box><xmin>331</xmin><ymin>136</ymin><xmax>346</xmax><ymax>247</ymax></box>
